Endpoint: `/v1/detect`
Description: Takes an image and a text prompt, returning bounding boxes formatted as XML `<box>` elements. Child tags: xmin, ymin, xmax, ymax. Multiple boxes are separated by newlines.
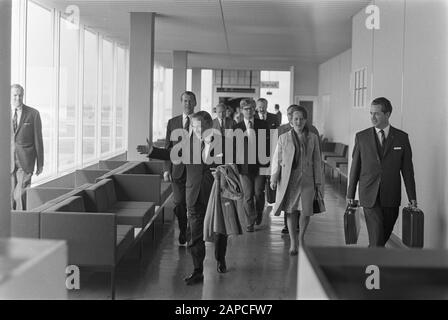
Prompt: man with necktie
<box><xmin>138</xmin><ymin>111</ymin><xmax>217</xmax><ymax>284</ymax></box>
<box><xmin>162</xmin><ymin>91</ymin><xmax>196</xmax><ymax>245</ymax></box>
<box><xmin>233</xmin><ymin>99</ymin><xmax>269</xmax><ymax>231</ymax></box>
<box><xmin>10</xmin><ymin>84</ymin><xmax>44</xmax><ymax>210</ymax></box>
<box><xmin>347</xmin><ymin>97</ymin><xmax>417</xmax><ymax>247</ymax></box>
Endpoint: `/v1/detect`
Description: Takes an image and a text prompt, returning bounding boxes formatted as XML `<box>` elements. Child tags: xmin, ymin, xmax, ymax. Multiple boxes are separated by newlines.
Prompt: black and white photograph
<box><xmin>0</xmin><ymin>0</ymin><xmax>447</xmax><ymax>306</ymax></box>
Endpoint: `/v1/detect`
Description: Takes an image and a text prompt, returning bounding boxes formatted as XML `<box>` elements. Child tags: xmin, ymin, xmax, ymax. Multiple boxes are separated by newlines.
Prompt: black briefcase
<box><xmin>344</xmin><ymin>201</ymin><xmax>361</xmax><ymax>245</ymax></box>
<box><xmin>402</xmin><ymin>206</ymin><xmax>424</xmax><ymax>248</ymax></box>
<box><xmin>265</xmin><ymin>179</ymin><xmax>276</xmax><ymax>204</ymax></box>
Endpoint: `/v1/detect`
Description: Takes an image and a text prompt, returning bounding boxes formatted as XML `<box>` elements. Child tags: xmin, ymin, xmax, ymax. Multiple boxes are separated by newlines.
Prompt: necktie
<box><xmin>379</xmin><ymin>129</ymin><xmax>385</xmax><ymax>147</ymax></box>
<box><xmin>220</xmin><ymin>119</ymin><xmax>225</xmax><ymax>136</ymax></box>
<box><xmin>13</xmin><ymin>108</ymin><xmax>18</xmax><ymax>133</ymax></box>
<box><xmin>248</xmin><ymin>120</ymin><xmax>253</xmax><ymax>129</ymax></box>
<box><xmin>184</xmin><ymin>116</ymin><xmax>190</xmax><ymax>131</ymax></box>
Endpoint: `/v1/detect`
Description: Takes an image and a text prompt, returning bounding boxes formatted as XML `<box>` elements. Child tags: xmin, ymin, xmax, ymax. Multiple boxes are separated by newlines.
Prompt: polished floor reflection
<box><xmin>68</xmin><ymin>178</ymin><xmax>378</xmax><ymax>300</ymax></box>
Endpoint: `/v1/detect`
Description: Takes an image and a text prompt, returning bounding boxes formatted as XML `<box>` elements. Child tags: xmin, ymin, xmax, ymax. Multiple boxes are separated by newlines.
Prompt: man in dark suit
<box><xmin>233</xmin><ymin>98</ymin><xmax>269</xmax><ymax>232</ymax></box>
<box><xmin>11</xmin><ymin>84</ymin><xmax>44</xmax><ymax>210</ymax></box>
<box><xmin>255</xmin><ymin>98</ymin><xmax>280</xmax><ymax>129</ymax></box>
<box><xmin>213</xmin><ymin>103</ymin><xmax>236</xmax><ymax>135</ymax></box>
<box><xmin>347</xmin><ymin>97</ymin><xmax>417</xmax><ymax>247</ymax></box>
<box><xmin>274</xmin><ymin>104</ymin><xmax>282</xmax><ymax>125</ymax></box>
<box><xmin>163</xmin><ymin>91</ymin><xmax>197</xmax><ymax>245</ymax></box>
<box><xmin>278</xmin><ymin>104</ymin><xmax>321</xmax><ymax>234</ymax></box>
<box><xmin>138</xmin><ymin>111</ymin><xmax>219</xmax><ymax>283</ymax></box>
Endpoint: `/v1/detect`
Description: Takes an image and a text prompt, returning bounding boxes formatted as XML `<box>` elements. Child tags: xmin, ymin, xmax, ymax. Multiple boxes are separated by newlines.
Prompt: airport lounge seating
<box><xmin>41</xmin><ymin>195</ymin><xmax>134</xmax><ymax>299</ymax></box>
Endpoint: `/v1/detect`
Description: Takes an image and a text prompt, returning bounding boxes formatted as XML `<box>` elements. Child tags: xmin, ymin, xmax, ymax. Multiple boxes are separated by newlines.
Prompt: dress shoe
<box><xmin>256</xmin><ymin>215</ymin><xmax>263</xmax><ymax>225</ymax></box>
<box><xmin>289</xmin><ymin>248</ymin><xmax>298</xmax><ymax>256</ymax></box>
<box><xmin>184</xmin><ymin>272</ymin><xmax>204</xmax><ymax>285</ymax></box>
<box><xmin>217</xmin><ymin>261</ymin><xmax>227</xmax><ymax>273</ymax></box>
<box><xmin>281</xmin><ymin>227</ymin><xmax>289</xmax><ymax>234</ymax></box>
<box><xmin>178</xmin><ymin>231</ymin><xmax>186</xmax><ymax>246</ymax></box>
<box><xmin>246</xmin><ymin>225</ymin><xmax>255</xmax><ymax>232</ymax></box>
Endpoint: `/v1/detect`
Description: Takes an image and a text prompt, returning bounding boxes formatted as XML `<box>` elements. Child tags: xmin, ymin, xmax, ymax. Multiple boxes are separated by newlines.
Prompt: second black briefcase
<box><xmin>402</xmin><ymin>206</ymin><xmax>424</xmax><ymax>248</ymax></box>
<box><xmin>344</xmin><ymin>201</ymin><xmax>361</xmax><ymax>245</ymax></box>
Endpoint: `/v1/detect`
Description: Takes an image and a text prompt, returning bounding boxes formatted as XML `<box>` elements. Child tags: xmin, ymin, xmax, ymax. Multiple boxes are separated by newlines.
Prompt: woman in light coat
<box><xmin>270</xmin><ymin>107</ymin><xmax>322</xmax><ymax>255</ymax></box>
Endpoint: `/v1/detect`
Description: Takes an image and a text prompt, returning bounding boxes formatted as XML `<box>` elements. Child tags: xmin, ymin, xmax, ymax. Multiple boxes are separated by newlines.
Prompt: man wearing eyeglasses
<box><xmin>233</xmin><ymin>98</ymin><xmax>269</xmax><ymax>232</ymax></box>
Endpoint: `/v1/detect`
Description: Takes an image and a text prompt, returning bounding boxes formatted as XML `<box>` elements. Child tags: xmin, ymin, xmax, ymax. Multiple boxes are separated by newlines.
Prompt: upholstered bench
<box><xmin>41</xmin><ymin>195</ymin><xmax>134</xmax><ymax>299</ymax></box>
<box><xmin>84</xmin><ymin>178</ymin><xmax>155</xmax><ymax>228</ymax></box>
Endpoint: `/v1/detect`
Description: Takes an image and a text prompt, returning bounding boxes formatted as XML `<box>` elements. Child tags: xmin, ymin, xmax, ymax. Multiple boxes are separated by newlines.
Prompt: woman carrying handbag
<box><xmin>270</xmin><ymin>106</ymin><xmax>323</xmax><ymax>255</ymax></box>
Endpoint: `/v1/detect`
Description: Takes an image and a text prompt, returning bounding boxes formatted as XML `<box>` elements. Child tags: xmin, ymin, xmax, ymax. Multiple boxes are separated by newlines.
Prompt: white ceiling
<box><xmin>38</xmin><ymin>0</ymin><xmax>370</xmax><ymax>69</ymax></box>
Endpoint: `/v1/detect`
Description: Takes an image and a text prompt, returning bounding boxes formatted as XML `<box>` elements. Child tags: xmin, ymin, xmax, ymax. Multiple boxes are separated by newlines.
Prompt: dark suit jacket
<box><xmin>212</xmin><ymin>117</ymin><xmax>236</xmax><ymax>132</ymax></box>
<box><xmin>164</xmin><ymin>114</ymin><xmax>187</xmax><ymax>180</ymax></box>
<box><xmin>275</xmin><ymin>111</ymin><xmax>282</xmax><ymax>125</ymax></box>
<box><xmin>149</xmin><ymin>139</ymin><xmax>213</xmax><ymax>213</ymax></box>
<box><xmin>347</xmin><ymin>126</ymin><xmax>417</xmax><ymax>208</ymax></box>
<box><xmin>11</xmin><ymin>105</ymin><xmax>44</xmax><ymax>174</ymax></box>
<box><xmin>255</xmin><ymin>112</ymin><xmax>280</xmax><ymax>129</ymax></box>
<box><xmin>232</xmin><ymin>118</ymin><xmax>269</xmax><ymax>175</ymax></box>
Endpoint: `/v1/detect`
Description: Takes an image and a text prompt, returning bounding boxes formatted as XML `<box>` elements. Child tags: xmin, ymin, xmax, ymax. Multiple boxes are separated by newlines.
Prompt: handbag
<box><xmin>313</xmin><ymin>187</ymin><xmax>326</xmax><ymax>214</ymax></box>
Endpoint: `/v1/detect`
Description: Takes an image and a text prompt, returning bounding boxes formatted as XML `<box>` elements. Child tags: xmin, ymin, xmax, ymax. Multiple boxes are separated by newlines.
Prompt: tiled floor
<box><xmin>68</xmin><ymin>177</ymin><xmax>373</xmax><ymax>300</ymax></box>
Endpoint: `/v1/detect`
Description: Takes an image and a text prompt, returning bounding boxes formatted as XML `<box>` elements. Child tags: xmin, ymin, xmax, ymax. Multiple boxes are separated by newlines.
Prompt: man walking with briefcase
<box><xmin>347</xmin><ymin>97</ymin><xmax>418</xmax><ymax>247</ymax></box>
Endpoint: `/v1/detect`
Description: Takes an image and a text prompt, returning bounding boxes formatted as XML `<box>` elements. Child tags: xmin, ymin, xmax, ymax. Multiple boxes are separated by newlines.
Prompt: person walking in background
<box><xmin>233</xmin><ymin>98</ymin><xmax>269</xmax><ymax>232</ymax></box>
<box><xmin>255</xmin><ymin>98</ymin><xmax>280</xmax><ymax>129</ymax></box>
<box><xmin>162</xmin><ymin>91</ymin><xmax>197</xmax><ymax>246</ymax></box>
<box><xmin>213</xmin><ymin>103</ymin><xmax>236</xmax><ymax>137</ymax></box>
<box><xmin>270</xmin><ymin>106</ymin><xmax>322</xmax><ymax>255</ymax></box>
<box><xmin>233</xmin><ymin>105</ymin><xmax>243</xmax><ymax>123</ymax></box>
<box><xmin>274</xmin><ymin>104</ymin><xmax>282</xmax><ymax>125</ymax></box>
<box><xmin>11</xmin><ymin>84</ymin><xmax>44</xmax><ymax>210</ymax></box>
<box><xmin>347</xmin><ymin>97</ymin><xmax>417</xmax><ymax>247</ymax></box>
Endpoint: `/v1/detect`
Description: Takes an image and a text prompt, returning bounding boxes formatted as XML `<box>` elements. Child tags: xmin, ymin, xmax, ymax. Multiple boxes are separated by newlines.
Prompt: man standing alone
<box><xmin>11</xmin><ymin>84</ymin><xmax>44</xmax><ymax>210</ymax></box>
<box><xmin>347</xmin><ymin>97</ymin><xmax>417</xmax><ymax>247</ymax></box>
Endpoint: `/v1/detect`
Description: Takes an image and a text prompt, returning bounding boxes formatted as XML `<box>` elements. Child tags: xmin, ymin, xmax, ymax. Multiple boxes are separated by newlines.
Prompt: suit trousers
<box><xmin>363</xmin><ymin>196</ymin><xmax>399</xmax><ymax>247</ymax></box>
<box><xmin>239</xmin><ymin>173</ymin><xmax>266</xmax><ymax>226</ymax></box>
<box><xmin>187</xmin><ymin>202</ymin><xmax>206</xmax><ymax>273</ymax></box>
<box><xmin>11</xmin><ymin>159</ymin><xmax>33</xmax><ymax>210</ymax></box>
<box><xmin>172</xmin><ymin>170</ymin><xmax>188</xmax><ymax>236</ymax></box>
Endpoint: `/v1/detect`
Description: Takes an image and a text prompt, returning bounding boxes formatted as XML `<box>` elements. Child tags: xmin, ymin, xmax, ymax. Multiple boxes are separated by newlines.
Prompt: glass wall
<box><xmin>152</xmin><ymin>65</ymin><xmax>173</xmax><ymax>140</ymax></box>
<box><xmin>11</xmin><ymin>0</ymin><xmax>129</xmax><ymax>184</ymax></box>
<box><xmin>58</xmin><ymin>17</ymin><xmax>79</xmax><ymax>172</ymax></box>
<box><xmin>82</xmin><ymin>29</ymin><xmax>99</xmax><ymax>165</ymax></box>
<box><xmin>25</xmin><ymin>1</ymin><xmax>55</xmax><ymax>180</ymax></box>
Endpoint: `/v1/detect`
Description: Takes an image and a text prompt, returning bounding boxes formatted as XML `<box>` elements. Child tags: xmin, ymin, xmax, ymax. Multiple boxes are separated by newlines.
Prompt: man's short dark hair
<box><xmin>372</xmin><ymin>97</ymin><xmax>392</xmax><ymax>115</ymax></box>
<box><xmin>240</xmin><ymin>98</ymin><xmax>255</xmax><ymax>109</ymax></box>
<box><xmin>274</xmin><ymin>104</ymin><xmax>280</xmax><ymax>110</ymax></box>
<box><xmin>256</xmin><ymin>98</ymin><xmax>268</xmax><ymax>105</ymax></box>
<box><xmin>181</xmin><ymin>91</ymin><xmax>196</xmax><ymax>103</ymax></box>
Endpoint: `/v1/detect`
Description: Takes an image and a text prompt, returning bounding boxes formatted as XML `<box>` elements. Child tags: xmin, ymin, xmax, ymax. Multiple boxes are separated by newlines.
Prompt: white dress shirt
<box><xmin>12</xmin><ymin>105</ymin><xmax>23</xmax><ymax>125</ymax></box>
<box><xmin>375</xmin><ymin>125</ymin><xmax>390</xmax><ymax>146</ymax></box>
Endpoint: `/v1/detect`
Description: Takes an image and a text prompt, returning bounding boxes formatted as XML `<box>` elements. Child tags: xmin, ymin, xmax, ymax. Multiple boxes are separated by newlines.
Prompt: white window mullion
<box><xmin>111</xmin><ymin>43</ymin><xmax>118</xmax><ymax>153</ymax></box>
<box><xmin>76</xmin><ymin>25</ymin><xmax>84</xmax><ymax>168</ymax></box>
<box><xmin>97</xmin><ymin>34</ymin><xmax>103</xmax><ymax>160</ymax></box>
<box><xmin>53</xmin><ymin>9</ymin><xmax>61</xmax><ymax>175</ymax></box>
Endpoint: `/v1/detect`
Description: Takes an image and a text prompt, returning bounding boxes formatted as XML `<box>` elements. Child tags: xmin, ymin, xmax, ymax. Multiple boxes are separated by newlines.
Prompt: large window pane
<box><xmin>101</xmin><ymin>39</ymin><xmax>113</xmax><ymax>154</ymax></box>
<box><xmin>82</xmin><ymin>29</ymin><xmax>98</xmax><ymax>164</ymax></box>
<box><xmin>153</xmin><ymin>65</ymin><xmax>173</xmax><ymax>140</ymax></box>
<box><xmin>115</xmin><ymin>47</ymin><xmax>126</xmax><ymax>150</ymax></box>
<box><xmin>58</xmin><ymin>18</ymin><xmax>79</xmax><ymax>172</ymax></box>
<box><xmin>201</xmin><ymin>69</ymin><xmax>213</xmax><ymax>114</ymax></box>
<box><xmin>26</xmin><ymin>1</ymin><xmax>55</xmax><ymax>181</ymax></box>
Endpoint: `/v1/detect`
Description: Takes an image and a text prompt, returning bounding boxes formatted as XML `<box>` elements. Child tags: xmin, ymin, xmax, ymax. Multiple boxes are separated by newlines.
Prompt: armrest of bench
<box><xmin>40</xmin><ymin>211</ymin><xmax>118</xmax><ymax>267</ymax></box>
